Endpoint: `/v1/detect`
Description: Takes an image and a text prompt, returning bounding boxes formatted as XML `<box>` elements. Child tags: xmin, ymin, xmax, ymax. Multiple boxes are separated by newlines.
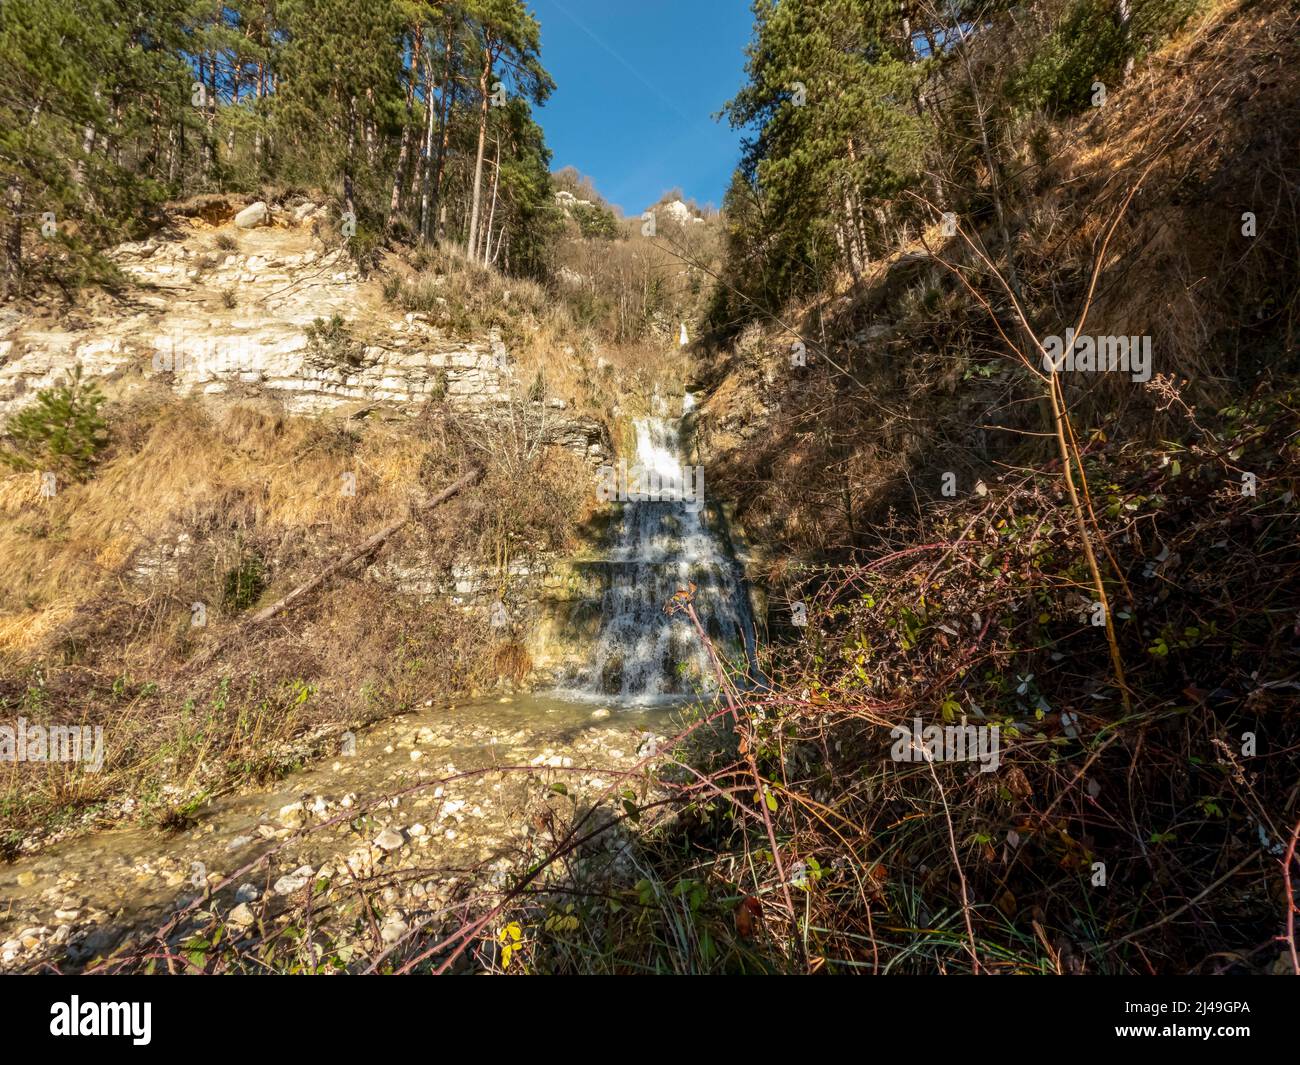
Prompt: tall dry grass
<box><xmin>0</xmin><ymin>377</ymin><xmax>598</xmax><ymax>851</ymax></box>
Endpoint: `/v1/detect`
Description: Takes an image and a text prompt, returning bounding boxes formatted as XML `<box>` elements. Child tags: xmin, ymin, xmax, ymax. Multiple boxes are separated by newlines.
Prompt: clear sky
<box><xmin>529</xmin><ymin>0</ymin><xmax>755</xmax><ymax>216</ymax></box>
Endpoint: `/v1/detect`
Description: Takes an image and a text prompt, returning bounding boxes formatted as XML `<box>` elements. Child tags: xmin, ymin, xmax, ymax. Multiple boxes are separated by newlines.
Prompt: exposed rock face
<box><xmin>554</xmin><ymin>190</ymin><xmax>592</xmax><ymax>209</ymax></box>
<box><xmin>0</xmin><ymin>203</ymin><xmax>623</xmax><ymax>689</ymax></box>
<box><xmin>658</xmin><ymin>199</ymin><xmax>704</xmax><ymax>226</ymax></box>
<box><xmin>0</xmin><ymin>234</ymin><xmax>479</xmax><ymax>417</ymax></box>
<box><xmin>0</xmin><ymin>207</ymin><xmax>608</xmax><ymax>456</ymax></box>
<box><xmin>556</xmin><ymin>265</ymin><xmax>588</xmax><ymax>288</ymax></box>
<box><xmin>374</xmin><ymin>550</ymin><xmax>611</xmax><ymax>685</ymax></box>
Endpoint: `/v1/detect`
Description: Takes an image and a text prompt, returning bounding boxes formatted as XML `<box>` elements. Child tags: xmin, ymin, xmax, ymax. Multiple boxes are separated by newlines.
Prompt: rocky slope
<box><xmin>1</xmin><ymin>196</ymin><xmax>618</xmax><ymax>678</ymax></box>
<box><xmin>0</xmin><ymin>196</ymin><xmax>602</xmax><ymax>435</ymax></box>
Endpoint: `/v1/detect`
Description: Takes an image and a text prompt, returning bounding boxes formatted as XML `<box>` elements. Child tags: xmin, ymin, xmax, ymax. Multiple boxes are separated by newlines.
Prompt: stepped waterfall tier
<box><xmin>578</xmin><ymin>398</ymin><xmax>758</xmax><ymax>701</ymax></box>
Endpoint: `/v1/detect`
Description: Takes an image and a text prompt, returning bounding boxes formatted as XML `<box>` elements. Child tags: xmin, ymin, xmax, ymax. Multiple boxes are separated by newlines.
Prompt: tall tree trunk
<box><xmin>840</xmin><ymin>182</ymin><xmax>869</xmax><ymax>281</ymax></box>
<box><xmin>167</xmin><ymin>124</ymin><xmax>179</xmax><ymax>184</ymax></box>
<box><xmin>424</xmin><ymin>19</ymin><xmax>455</xmax><ymax>242</ymax></box>
<box><xmin>836</xmin><ymin>213</ymin><xmax>862</xmax><ymax>289</ymax></box>
<box><xmin>197</xmin><ymin>63</ymin><xmax>214</xmax><ymax>182</ymax></box>
<box><xmin>364</xmin><ymin>88</ymin><xmax>378</xmax><ymax>166</ymax></box>
<box><xmin>482</xmin><ymin>136</ymin><xmax>500</xmax><ymax>265</ymax></box>
<box><xmin>3</xmin><ymin>178</ymin><xmax>23</xmax><ymax>299</ymax></box>
<box><xmin>389</xmin><ymin>22</ymin><xmax>423</xmax><ymax>220</ymax></box>
<box><xmin>229</xmin><ymin>42</ymin><xmax>242</xmax><ymax>159</ymax></box>
<box><xmin>150</xmin><ymin>94</ymin><xmax>164</xmax><ymax>173</ymax></box>
<box><xmin>466</xmin><ymin>45</ymin><xmax>493</xmax><ymax>260</ymax></box>
<box><xmin>207</xmin><ymin>57</ymin><xmax>218</xmax><ymax>174</ymax></box>
<box><xmin>253</xmin><ymin>60</ymin><xmax>264</xmax><ymax>171</ymax></box>
<box><xmin>1117</xmin><ymin>0</ymin><xmax>1134</xmax><ymax>79</ymax></box>
<box><xmin>344</xmin><ymin>98</ymin><xmax>357</xmax><ymax>219</ymax></box>
<box><xmin>6</xmin><ymin>102</ymin><xmax>44</xmax><ymax>297</ymax></box>
<box><xmin>73</xmin><ymin>88</ymin><xmax>100</xmax><ymax>186</ymax></box>
<box><xmin>419</xmin><ymin>44</ymin><xmax>438</xmax><ymax>241</ymax></box>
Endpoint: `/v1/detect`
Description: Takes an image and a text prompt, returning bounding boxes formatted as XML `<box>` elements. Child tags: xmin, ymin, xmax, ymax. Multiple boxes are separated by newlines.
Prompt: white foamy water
<box><xmin>577</xmin><ymin>399</ymin><xmax>758</xmax><ymax>702</ymax></box>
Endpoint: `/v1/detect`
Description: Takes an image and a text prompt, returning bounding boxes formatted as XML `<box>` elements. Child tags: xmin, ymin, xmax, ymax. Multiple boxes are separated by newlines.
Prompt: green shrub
<box><xmin>0</xmin><ymin>366</ymin><xmax>108</xmax><ymax>480</ymax></box>
<box><xmin>570</xmin><ymin>201</ymin><xmax>619</xmax><ymax>241</ymax></box>
<box><xmin>222</xmin><ymin>553</ymin><xmax>266</xmax><ymax>612</ymax></box>
<box><xmin>1009</xmin><ymin>0</ymin><xmax>1201</xmax><ymax>115</ymax></box>
<box><xmin>304</xmin><ymin>315</ymin><xmax>366</xmax><ymax>368</ymax></box>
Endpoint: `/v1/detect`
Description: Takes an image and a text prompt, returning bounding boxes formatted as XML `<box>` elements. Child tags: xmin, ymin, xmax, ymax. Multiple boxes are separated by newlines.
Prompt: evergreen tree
<box><xmin>273</xmin><ymin>0</ymin><xmax>406</xmax><ymax>228</ymax></box>
<box><xmin>715</xmin><ymin>0</ymin><xmax>1198</xmax><ymax>325</ymax></box>
<box><xmin>0</xmin><ymin>0</ymin><xmax>192</xmax><ymax>295</ymax></box>
<box><xmin>0</xmin><ymin>0</ymin><xmax>561</xmax><ymax>293</ymax></box>
<box><xmin>461</xmin><ymin>0</ymin><xmax>552</xmax><ymax>263</ymax></box>
<box><xmin>0</xmin><ymin>365</ymin><xmax>108</xmax><ymax>478</ymax></box>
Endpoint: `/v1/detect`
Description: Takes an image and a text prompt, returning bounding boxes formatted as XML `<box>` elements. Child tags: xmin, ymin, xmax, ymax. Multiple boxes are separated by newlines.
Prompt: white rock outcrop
<box><xmin>660</xmin><ymin>199</ymin><xmax>704</xmax><ymax>226</ymax></box>
<box><xmin>0</xmin><ymin>210</ymin><xmax>588</xmax><ymax>427</ymax></box>
<box><xmin>234</xmin><ymin>201</ymin><xmax>269</xmax><ymax>228</ymax></box>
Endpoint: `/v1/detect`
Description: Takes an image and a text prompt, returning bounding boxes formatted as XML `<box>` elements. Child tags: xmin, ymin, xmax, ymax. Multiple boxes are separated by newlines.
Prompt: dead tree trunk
<box><xmin>466</xmin><ymin>44</ymin><xmax>493</xmax><ymax>260</ymax></box>
<box><xmin>182</xmin><ymin>468</ymin><xmax>483</xmax><ymax>673</ymax></box>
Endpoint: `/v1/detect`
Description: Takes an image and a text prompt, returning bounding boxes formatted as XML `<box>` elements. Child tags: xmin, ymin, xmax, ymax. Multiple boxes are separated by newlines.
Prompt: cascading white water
<box><xmin>581</xmin><ymin>394</ymin><xmax>758</xmax><ymax>702</ymax></box>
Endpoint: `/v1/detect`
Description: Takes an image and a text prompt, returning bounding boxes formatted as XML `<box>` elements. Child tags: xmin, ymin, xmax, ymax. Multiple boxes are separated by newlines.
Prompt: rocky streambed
<box><xmin>0</xmin><ymin>694</ymin><xmax>684</xmax><ymax>973</ymax></box>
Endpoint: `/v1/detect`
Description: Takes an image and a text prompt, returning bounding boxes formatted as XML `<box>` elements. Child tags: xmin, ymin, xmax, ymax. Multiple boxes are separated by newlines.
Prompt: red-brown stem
<box><xmin>681</xmin><ymin>600</ymin><xmax>806</xmax><ymax>970</ymax></box>
<box><xmin>1282</xmin><ymin>818</ymin><xmax>1300</xmax><ymax>976</ymax></box>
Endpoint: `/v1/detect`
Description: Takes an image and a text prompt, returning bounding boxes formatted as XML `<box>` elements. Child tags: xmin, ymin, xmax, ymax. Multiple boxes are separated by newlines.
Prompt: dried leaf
<box><xmin>1006</xmin><ymin>765</ymin><xmax>1032</xmax><ymax>799</ymax></box>
<box><xmin>736</xmin><ymin>895</ymin><xmax>762</xmax><ymax>938</ymax></box>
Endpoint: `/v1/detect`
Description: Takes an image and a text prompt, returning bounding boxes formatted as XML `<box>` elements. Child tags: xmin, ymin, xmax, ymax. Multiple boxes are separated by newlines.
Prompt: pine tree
<box><xmin>720</xmin><ymin>0</ymin><xmax>930</xmax><ymax>307</ymax></box>
<box><xmin>273</xmin><ymin>0</ymin><xmax>406</xmax><ymax>229</ymax></box>
<box><xmin>0</xmin><ymin>365</ymin><xmax>108</xmax><ymax>478</ymax></box>
<box><xmin>461</xmin><ymin>0</ymin><xmax>551</xmax><ymax>263</ymax></box>
<box><xmin>0</xmin><ymin>0</ymin><xmax>564</xmax><ymax>293</ymax></box>
<box><xmin>0</xmin><ymin>0</ymin><xmax>192</xmax><ymax>295</ymax></box>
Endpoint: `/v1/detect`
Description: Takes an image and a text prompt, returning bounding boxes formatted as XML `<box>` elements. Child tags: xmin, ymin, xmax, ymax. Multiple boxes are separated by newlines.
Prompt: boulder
<box><xmin>234</xmin><ymin>201</ymin><xmax>269</xmax><ymax>228</ymax></box>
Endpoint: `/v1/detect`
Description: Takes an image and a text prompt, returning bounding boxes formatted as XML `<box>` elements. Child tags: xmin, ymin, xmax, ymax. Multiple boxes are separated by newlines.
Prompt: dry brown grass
<box><xmin>381</xmin><ymin>237</ymin><xmax>704</xmax><ymax>426</ymax></box>
<box><xmin>0</xmin><ymin>185</ymin><xmax>716</xmax><ymax>847</ymax></box>
<box><xmin>0</xmin><ymin>379</ymin><xmax>599</xmax><ymax>849</ymax></box>
<box><xmin>1026</xmin><ymin>0</ymin><xmax>1300</xmax><ymax>413</ymax></box>
<box><xmin>0</xmin><ymin>392</ymin><xmax>436</xmax><ymax>626</ymax></box>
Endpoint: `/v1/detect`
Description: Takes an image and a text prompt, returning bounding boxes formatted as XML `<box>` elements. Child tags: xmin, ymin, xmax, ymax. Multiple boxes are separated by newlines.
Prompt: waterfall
<box><xmin>578</xmin><ymin>394</ymin><xmax>759</xmax><ymax>702</ymax></box>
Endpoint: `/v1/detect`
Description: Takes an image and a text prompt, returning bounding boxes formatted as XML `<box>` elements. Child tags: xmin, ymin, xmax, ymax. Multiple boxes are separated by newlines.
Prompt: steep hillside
<box><xmin>696</xmin><ymin>0</ymin><xmax>1299</xmax><ymax>563</ymax></box>
<box><xmin>2</xmin><ymin>0</ymin><xmax>1298</xmax><ymax>982</ymax></box>
<box><xmin>0</xmin><ymin>189</ymin><xmax>696</xmax><ymax>854</ymax></box>
<box><xmin>598</xmin><ymin>0</ymin><xmax>1300</xmax><ymax>976</ymax></box>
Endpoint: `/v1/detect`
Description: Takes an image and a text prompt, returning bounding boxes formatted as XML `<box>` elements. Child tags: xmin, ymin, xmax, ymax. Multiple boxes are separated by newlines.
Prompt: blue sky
<box><xmin>529</xmin><ymin>0</ymin><xmax>755</xmax><ymax>216</ymax></box>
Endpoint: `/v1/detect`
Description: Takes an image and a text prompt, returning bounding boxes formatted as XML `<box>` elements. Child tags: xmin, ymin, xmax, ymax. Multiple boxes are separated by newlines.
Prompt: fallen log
<box><xmin>182</xmin><ymin>467</ymin><xmax>482</xmax><ymax>673</ymax></box>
